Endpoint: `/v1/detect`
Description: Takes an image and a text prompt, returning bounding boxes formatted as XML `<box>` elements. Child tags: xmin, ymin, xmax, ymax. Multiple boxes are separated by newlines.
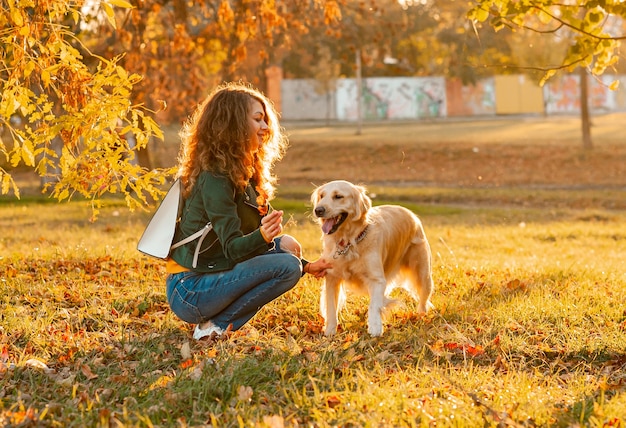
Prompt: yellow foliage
<box><xmin>609</xmin><ymin>80</ymin><xmax>620</xmax><ymax>91</ymax></box>
<box><xmin>0</xmin><ymin>0</ymin><xmax>171</xmax><ymax>218</ymax></box>
<box><xmin>472</xmin><ymin>0</ymin><xmax>624</xmax><ymax>78</ymax></box>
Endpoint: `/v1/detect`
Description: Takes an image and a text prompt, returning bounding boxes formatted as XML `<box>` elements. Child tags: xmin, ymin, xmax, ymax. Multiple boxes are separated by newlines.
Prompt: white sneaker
<box><xmin>193</xmin><ymin>321</ymin><xmax>224</xmax><ymax>340</ymax></box>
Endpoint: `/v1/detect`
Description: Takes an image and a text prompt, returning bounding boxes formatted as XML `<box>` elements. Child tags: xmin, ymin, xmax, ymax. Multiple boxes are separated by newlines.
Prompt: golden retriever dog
<box><xmin>311</xmin><ymin>180</ymin><xmax>434</xmax><ymax>337</ymax></box>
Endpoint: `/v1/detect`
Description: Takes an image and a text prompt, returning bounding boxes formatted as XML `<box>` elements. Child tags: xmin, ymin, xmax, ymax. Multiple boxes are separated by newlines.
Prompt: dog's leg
<box><xmin>367</xmin><ymin>279</ymin><xmax>387</xmax><ymax>337</ymax></box>
<box><xmin>401</xmin><ymin>232</ymin><xmax>435</xmax><ymax>314</ymax></box>
<box><xmin>416</xmin><ymin>271</ymin><xmax>434</xmax><ymax>313</ymax></box>
<box><xmin>321</xmin><ymin>276</ymin><xmax>341</xmax><ymax>336</ymax></box>
<box><xmin>412</xmin><ymin>240</ymin><xmax>434</xmax><ymax>313</ymax></box>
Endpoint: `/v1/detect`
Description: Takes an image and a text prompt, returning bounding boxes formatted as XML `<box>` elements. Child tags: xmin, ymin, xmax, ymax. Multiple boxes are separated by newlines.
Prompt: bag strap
<box><xmin>170</xmin><ymin>222</ymin><xmax>214</xmax><ymax>268</ymax></box>
<box><xmin>191</xmin><ymin>223</ymin><xmax>214</xmax><ymax>268</ymax></box>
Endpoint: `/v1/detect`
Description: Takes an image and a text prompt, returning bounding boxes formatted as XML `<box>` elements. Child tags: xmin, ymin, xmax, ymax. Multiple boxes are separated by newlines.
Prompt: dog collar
<box><xmin>334</xmin><ymin>225</ymin><xmax>369</xmax><ymax>258</ymax></box>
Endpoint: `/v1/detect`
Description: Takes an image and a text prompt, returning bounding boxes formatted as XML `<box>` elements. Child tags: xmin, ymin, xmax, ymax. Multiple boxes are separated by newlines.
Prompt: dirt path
<box><xmin>277</xmin><ymin>113</ymin><xmax>626</xmax><ymax>189</ymax></box>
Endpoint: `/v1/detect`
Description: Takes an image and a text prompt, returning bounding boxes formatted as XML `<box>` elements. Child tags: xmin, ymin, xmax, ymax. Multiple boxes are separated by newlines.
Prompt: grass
<box><xmin>1</xmin><ymin>188</ymin><xmax>626</xmax><ymax>427</ymax></box>
<box><xmin>1</xmin><ymin>115</ymin><xmax>625</xmax><ymax>426</ymax></box>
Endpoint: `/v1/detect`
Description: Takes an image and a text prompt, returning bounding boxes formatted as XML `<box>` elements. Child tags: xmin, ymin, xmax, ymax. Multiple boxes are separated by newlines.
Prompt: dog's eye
<box><xmin>333</xmin><ymin>194</ymin><xmax>344</xmax><ymax>200</ymax></box>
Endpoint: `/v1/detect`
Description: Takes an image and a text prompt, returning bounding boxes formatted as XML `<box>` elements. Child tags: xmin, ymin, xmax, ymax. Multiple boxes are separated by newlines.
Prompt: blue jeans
<box><xmin>165</xmin><ymin>238</ymin><xmax>302</xmax><ymax>331</ymax></box>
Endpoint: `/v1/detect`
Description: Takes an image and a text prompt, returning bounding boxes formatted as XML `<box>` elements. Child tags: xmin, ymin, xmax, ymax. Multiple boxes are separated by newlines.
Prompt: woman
<box><xmin>166</xmin><ymin>82</ymin><xmax>330</xmax><ymax>340</ymax></box>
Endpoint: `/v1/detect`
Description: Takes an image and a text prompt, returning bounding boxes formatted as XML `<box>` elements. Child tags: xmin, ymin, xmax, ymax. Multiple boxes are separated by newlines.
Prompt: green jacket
<box><xmin>170</xmin><ymin>171</ymin><xmax>273</xmax><ymax>272</ymax></box>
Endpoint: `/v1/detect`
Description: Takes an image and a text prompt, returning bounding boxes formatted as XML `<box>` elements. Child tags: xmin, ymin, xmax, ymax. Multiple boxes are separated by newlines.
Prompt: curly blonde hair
<box><xmin>176</xmin><ymin>82</ymin><xmax>288</xmax><ymax>206</ymax></box>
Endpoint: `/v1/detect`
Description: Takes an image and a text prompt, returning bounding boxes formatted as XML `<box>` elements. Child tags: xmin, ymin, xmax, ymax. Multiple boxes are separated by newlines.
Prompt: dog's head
<box><xmin>311</xmin><ymin>180</ymin><xmax>372</xmax><ymax>235</ymax></box>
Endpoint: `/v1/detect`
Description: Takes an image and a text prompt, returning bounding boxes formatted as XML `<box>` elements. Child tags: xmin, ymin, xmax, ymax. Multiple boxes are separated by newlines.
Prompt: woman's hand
<box><xmin>305</xmin><ymin>258</ymin><xmax>332</xmax><ymax>278</ymax></box>
<box><xmin>260</xmin><ymin>209</ymin><xmax>283</xmax><ymax>242</ymax></box>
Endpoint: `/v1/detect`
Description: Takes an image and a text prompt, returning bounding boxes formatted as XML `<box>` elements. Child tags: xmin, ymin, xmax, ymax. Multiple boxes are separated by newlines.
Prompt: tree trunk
<box><xmin>355</xmin><ymin>48</ymin><xmax>362</xmax><ymax>136</ymax></box>
<box><xmin>326</xmin><ymin>90</ymin><xmax>332</xmax><ymax>126</ymax></box>
<box><xmin>579</xmin><ymin>68</ymin><xmax>593</xmax><ymax>150</ymax></box>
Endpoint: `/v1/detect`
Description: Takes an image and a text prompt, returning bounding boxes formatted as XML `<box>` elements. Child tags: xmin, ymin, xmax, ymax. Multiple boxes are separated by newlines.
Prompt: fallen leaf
<box><xmin>263</xmin><ymin>415</ymin><xmax>285</xmax><ymax>428</ymax></box>
<box><xmin>189</xmin><ymin>361</ymin><xmax>204</xmax><ymax>381</ymax></box>
<box><xmin>81</xmin><ymin>364</ymin><xmax>98</xmax><ymax>380</ymax></box>
<box><xmin>180</xmin><ymin>359</ymin><xmax>193</xmax><ymax>369</ymax></box>
<box><xmin>428</xmin><ymin>340</ymin><xmax>451</xmax><ymax>358</ymax></box>
<box><xmin>466</xmin><ymin>344</ymin><xmax>485</xmax><ymax>356</ymax></box>
<box><xmin>326</xmin><ymin>395</ymin><xmax>341</xmax><ymax>409</ymax></box>
<box><xmin>443</xmin><ymin>342</ymin><xmax>485</xmax><ymax>357</ymax></box>
<box><xmin>180</xmin><ymin>342</ymin><xmax>192</xmax><ymax>360</ymax></box>
<box><xmin>25</xmin><ymin>358</ymin><xmax>55</xmax><ymax>374</ymax></box>
<box><xmin>375</xmin><ymin>350</ymin><xmax>393</xmax><ymax>361</ymax></box>
<box><xmin>285</xmin><ymin>336</ymin><xmax>301</xmax><ymax>356</ymax></box>
<box><xmin>53</xmin><ymin>374</ymin><xmax>76</xmax><ymax>387</ymax></box>
<box><xmin>237</xmin><ymin>385</ymin><xmax>253</xmax><ymax>402</ymax></box>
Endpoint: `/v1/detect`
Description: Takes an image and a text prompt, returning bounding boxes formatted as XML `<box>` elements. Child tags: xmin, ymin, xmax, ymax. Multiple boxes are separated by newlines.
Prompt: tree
<box><xmin>395</xmin><ymin>1</ymin><xmax>516</xmax><ymax>83</ymax></box>
<box><xmin>1</xmin><ymin>0</ymin><xmax>340</xmax><ymax>215</ymax></box>
<box><xmin>86</xmin><ymin>0</ymin><xmax>341</xmax><ymax>125</ymax></box>
<box><xmin>468</xmin><ymin>0</ymin><xmax>626</xmax><ymax>149</ymax></box>
<box><xmin>281</xmin><ymin>0</ymin><xmax>520</xmax><ymax>85</ymax></box>
<box><xmin>1</xmin><ymin>0</ymin><xmax>167</xmax><ymax>218</ymax></box>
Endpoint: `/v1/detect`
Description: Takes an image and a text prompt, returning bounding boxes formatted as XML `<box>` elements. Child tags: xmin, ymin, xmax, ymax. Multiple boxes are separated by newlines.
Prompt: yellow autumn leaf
<box><xmin>609</xmin><ymin>80</ymin><xmax>620</xmax><ymax>91</ymax></box>
<box><xmin>537</xmin><ymin>9</ymin><xmax>552</xmax><ymax>24</ymax></box>
<box><xmin>41</xmin><ymin>69</ymin><xmax>51</xmax><ymax>87</ymax></box>
<box><xmin>470</xmin><ymin>6</ymin><xmax>490</xmax><ymax>22</ymax></box>
<box><xmin>58</xmin><ymin>188</ymin><xmax>70</xmax><ymax>201</ymax></box>
<box><xmin>106</xmin><ymin>0</ymin><xmax>134</xmax><ymax>8</ymax></box>
<box><xmin>19</xmin><ymin>24</ymin><xmax>30</xmax><ymax>36</ymax></box>
<box><xmin>539</xmin><ymin>69</ymin><xmax>556</xmax><ymax>87</ymax></box>
<box><xmin>21</xmin><ymin>141</ymin><xmax>35</xmax><ymax>166</ymax></box>
<box><xmin>10</xmin><ymin>147</ymin><xmax>22</xmax><ymax>167</ymax></box>
<box><xmin>10</xmin><ymin>7</ymin><xmax>23</xmax><ymax>26</ymax></box>
<box><xmin>1</xmin><ymin>173</ymin><xmax>11</xmax><ymax>195</ymax></box>
<box><xmin>23</xmin><ymin>61</ymin><xmax>35</xmax><ymax>78</ymax></box>
<box><xmin>102</xmin><ymin>2</ymin><xmax>117</xmax><ymax>29</ymax></box>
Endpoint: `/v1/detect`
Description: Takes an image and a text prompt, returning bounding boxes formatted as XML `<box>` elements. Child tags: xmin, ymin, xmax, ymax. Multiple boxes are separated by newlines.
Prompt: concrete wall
<box><xmin>446</xmin><ymin>77</ymin><xmax>495</xmax><ymax>117</ymax></box>
<box><xmin>280</xmin><ymin>79</ymin><xmax>336</xmax><ymax>121</ymax></box>
<box><xmin>335</xmin><ymin>77</ymin><xmax>447</xmax><ymax>120</ymax></box>
<box><xmin>278</xmin><ymin>74</ymin><xmax>626</xmax><ymax>121</ymax></box>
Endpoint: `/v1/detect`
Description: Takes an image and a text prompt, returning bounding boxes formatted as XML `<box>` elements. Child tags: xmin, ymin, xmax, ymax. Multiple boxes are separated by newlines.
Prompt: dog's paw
<box><xmin>418</xmin><ymin>301</ymin><xmax>434</xmax><ymax>313</ymax></box>
<box><xmin>367</xmin><ymin>323</ymin><xmax>383</xmax><ymax>337</ymax></box>
<box><xmin>324</xmin><ymin>324</ymin><xmax>338</xmax><ymax>336</ymax></box>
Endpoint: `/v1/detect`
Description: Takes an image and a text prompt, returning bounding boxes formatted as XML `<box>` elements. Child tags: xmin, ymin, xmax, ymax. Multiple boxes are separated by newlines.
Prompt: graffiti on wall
<box><xmin>335</xmin><ymin>77</ymin><xmax>447</xmax><ymax>121</ymax></box>
<box><xmin>446</xmin><ymin>78</ymin><xmax>496</xmax><ymax>116</ymax></box>
<box><xmin>544</xmin><ymin>75</ymin><xmax>580</xmax><ymax>113</ymax></box>
<box><xmin>279</xmin><ymin>75</ymin><xmax>626</xmax><ymax>121</ymax></box>
<box><xmin>544</xmin><ymin>74</ymin><xmax>626</xmax><ymax>114</ymax></box>
<box><xmin>602</xmin><ymin>75</ymin><xmax>626</xmax><ymax>111</ymax></box>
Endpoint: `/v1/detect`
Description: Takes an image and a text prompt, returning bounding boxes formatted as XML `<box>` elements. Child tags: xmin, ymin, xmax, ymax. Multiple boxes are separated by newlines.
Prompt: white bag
<box><xmin>137</xmin><ymin>178</ymin><xmax>213</xmax><ymax>266</ymax></box>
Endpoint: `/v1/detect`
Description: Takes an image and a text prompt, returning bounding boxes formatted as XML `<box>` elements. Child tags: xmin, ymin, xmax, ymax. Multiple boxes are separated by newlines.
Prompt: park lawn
<box><xmin>1</xmin><ymin>189</ymin><xmax>625</xmax><ymax>427</ymax></box>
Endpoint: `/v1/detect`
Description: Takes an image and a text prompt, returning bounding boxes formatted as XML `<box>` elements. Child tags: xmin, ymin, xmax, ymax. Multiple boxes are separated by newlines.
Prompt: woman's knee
<box><xmin>276</xmin><ymin>253</ymin><xmax>303</xmax><ymax>285</ymax></box>
<box><xmin>278</xmin><ymin>234</ymin><xmax>302</xmax><ymax>258</ymax></box>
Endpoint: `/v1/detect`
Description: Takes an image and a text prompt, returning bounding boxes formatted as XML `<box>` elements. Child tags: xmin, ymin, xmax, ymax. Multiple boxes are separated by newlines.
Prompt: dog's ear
<box><xmin>354</xmin><ymin>184</ymin><xmax>371</xmax><ymax>220</ymax></box>
<box><xmin>310</xmin><ymin>186</ymin><xmax>320</xmax><ymax>206</ymax></box>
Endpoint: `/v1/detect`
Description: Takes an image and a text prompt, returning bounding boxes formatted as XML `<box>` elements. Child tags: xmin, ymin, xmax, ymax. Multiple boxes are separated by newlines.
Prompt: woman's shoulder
<box><xmin>198</xmin><ymin>170</ymin><xmax>225</xmax><ymax>181</ymax></box>
<box><xmin>197</xmin><ymin>171</ymin><xmax>235</xmax><ymax>194</ymax></box>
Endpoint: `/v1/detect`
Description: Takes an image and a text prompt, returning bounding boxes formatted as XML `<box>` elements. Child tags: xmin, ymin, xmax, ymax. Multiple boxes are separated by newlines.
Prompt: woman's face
<box><xmin>247</xmin><ymin>99</ymin><xmax>269</xmax><ymax>153</ymax></box>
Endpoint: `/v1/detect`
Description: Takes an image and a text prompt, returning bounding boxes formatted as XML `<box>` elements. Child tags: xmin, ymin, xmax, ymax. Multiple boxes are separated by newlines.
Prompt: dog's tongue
<box><xmin>322</xmin><ymin>218</ymin><xmax>335</xmax><ymax>234</ymax></box>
